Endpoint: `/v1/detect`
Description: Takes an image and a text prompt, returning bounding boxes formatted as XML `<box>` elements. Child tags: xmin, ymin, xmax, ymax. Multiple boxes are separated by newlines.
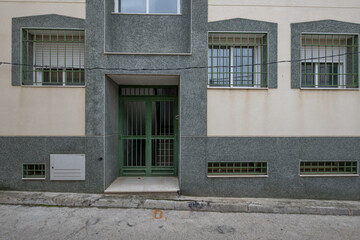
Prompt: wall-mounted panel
<box><xmin>50</xmin><ymin>154</ymin><xmax>86</xmax><ymax>181</ymax></box>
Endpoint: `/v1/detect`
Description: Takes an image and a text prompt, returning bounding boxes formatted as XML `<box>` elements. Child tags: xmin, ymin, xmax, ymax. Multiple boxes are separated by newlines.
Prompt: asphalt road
<box><xmin>0</xmin><ymin>204</ymin><xmax>359</xmax><ymax>240</ymax></box>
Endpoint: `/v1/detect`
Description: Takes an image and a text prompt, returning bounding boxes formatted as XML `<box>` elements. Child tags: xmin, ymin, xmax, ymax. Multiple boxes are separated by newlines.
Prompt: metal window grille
<box><xmin>300</xmin><ymin>161</ymin><xmax>358</xmax><ymax>175</ymax></box>
<box><xmin>23</xmin><ymin>164</ymin><xmax>45</xmax><ymax>179</ymax></box>
<box><xmin>208</xmin><ymin>32</ymin><xmax>268</xmax><ymax>88</ymax></box>
<box><xmin>301</xmin><ymin>34</ymin><xmax>359</xmax><ymax>88</ymax></box>
<box><xmin>208</xmin><ymin>162</ymin><xmax>268</xmax><ymax>176</ymax></box>
<box><xmin>22</xmin><ymin>29</ymin><xmax>85</xmax><ymax>86</ymax></box>
<box><xmin>120</xmin><ymin>87</ymin><xmax>178</xmax><ymax>96</ymax></box>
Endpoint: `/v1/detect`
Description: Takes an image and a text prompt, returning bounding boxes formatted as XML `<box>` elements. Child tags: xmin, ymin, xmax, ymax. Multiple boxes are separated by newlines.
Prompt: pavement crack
<box><xmin>86</xmin><ymin>217</ymin><xmax>100</xmax><ymax>226</ymax></box>
<box><xmin>127</xmin><ymin>222</ymin><xmax>136</xmax><ymax>227</ymax></box>
<box><xmin>215</xmin><ymin>226</ymin><xmax>236</xmax><ymax>235</ymax></box>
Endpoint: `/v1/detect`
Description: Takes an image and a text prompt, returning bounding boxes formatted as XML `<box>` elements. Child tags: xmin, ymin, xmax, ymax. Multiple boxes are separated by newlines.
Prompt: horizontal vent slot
<box><xmin>208</xmin><ymin>162</ymin><xmax>268</xmax><ymax>176</ymax></box>
<box><xmin>300</xmin><ymin>161</ymin><xmax>358</xmax><ymax>175</ymax></box>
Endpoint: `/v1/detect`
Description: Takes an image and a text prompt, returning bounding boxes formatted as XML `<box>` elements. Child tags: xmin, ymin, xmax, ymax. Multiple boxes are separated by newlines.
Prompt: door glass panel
<box><xmin>123</xmin><ymin>139</ymin><xmax>146</xmax><ymax>167</ymax></box>
<box><xmin>152</xmin><ymin>101</ymin><xmax>174</xmax><ymax>136</ymax></box>
<box><xmin>153</xmin><ymin>88</ymin><xmax>177</xmax><ymax>96</ymax></box>
<box><xmin>152</xmin><ymin>139</ymin><xmax>174</xmax><ymax>166</ymax></box>
<box><xmin>123</xmin><ymin>101</ymin><xmax>146</xmax><ymax>136</ymax></box>
<box><xmin>120</xmin><ymin>87</ymin><xmax>177</xmax><ymax>96</ymax></box>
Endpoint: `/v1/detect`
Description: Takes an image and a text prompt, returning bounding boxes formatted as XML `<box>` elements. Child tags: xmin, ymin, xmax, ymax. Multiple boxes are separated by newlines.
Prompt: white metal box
<box><xmin>50</xmin><ymin>154</ymin><xmax>86</xmax><ymax>181</ymax></box>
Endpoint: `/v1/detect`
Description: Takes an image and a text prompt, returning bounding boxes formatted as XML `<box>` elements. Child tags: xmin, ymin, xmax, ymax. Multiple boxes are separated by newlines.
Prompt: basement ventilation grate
<box><xmin>208</xmin><ymin>162</ymin><xmax>268</xmax><ymax>177</ymax></box>
<box><xmin>300</xmin><ymin>161</ymin><xmax>358</xmax><ymax>175</ymax></box>
<box><xmin>22</xmin><ymin>164</ymin><xmax>45</xmax><ymax>179</ymax></box>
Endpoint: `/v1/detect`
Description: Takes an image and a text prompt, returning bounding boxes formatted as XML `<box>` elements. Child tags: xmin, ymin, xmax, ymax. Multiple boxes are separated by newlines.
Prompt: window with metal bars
<box><xmin>21</xmin><ymin>29</ymin><xmax>85</xmax><ymax>86</ymax></box>
<box><xmin>22</xmin><ymin>164</ymin><xmax>45</xmax><ymax>179</ymax></box>
<box><xmin>208</xmin><ymin>32</ymin><xmax>268</xmax><ymax>88</ymax></box>
<box><xmin>207</xmin><ymin>162</ymin><xmax>268</xmax><ymax>177</ymax></box>
<box><xmin>300</xmin><ymin>161</ymin><xmax>358</xmax><ymax>176</ymax></box>
<box><xmin>301</xmin><ymin>34</ymin><xmax>359</xmax><ymax>88</ymax></box>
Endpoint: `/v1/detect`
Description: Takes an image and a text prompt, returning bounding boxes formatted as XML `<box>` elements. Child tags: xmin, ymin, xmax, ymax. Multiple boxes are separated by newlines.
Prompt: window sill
<box><xmin>104</xmin><ymin>51</ymin><xmax>191</xmax><ymax>56</ymax></box>
<box><xmin>207</xmin><ymin>86</ymin><xmax>268</xmax><ymax>90</ymax></box>
<box><xmin>112</xmin><ymin>12</ymin><xmax>182</xmax><ymax>16</ymax></box>
<box><xmin>299</xmin><ymin>174</ymin><xmax>359</xmax><ymax>177</ymax></box>
<box><xmin>300</xmin><ymin>87</ymin><xmax>359</xmax><ymax>91</ymax></box>
<box><xmin>21</xmin><ymin>85</ymin><xmax>85</xmax><ymax>88</ymax></box>
<box><xmin>22</xmin><ymin>178</ymin><xmax>46</xmax><ymax>181</ymax></box>
<box><xmin>208</xmin><ymin>175</ymin><xmax>268</xmax><ymax>178</ymax></box>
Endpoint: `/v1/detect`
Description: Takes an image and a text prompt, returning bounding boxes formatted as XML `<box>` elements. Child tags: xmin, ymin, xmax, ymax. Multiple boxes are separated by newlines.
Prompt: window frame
<box><xmin>20</xmin><ymin>28</ymin><xmax>86</xmax><ymax>87</ymax></box>
<box><xmin>207</xmin><ymin>31</ymin><xmax>269</xmax><ymax>89</ymax></box>
<box><xmin>35</xmin><ymin>68</ymin><xmax>85</xmax><ymax>86</ymax></box>
<box><xmin>207</xmin><ymin>161</ymin><xmax>268</xmax><ymax>178</ymax></box>
<box><xmin>22</xmin><ymin>163</ymin><xmax>46</xmax><ymax>180</ymax></box>
<box><xmin>299</xmin><ymin>161</ymin><xmax>359</xmax><ymax>177</ymax></box>
<box><xmin>301</xmin><ymin>62</ymin><xmax>344</xmax><ymax>88</ymax></box>
<box><xmin>299</xmin><ymin>32</ymin><xmax>359</xmax><ymax>89</ymax></box>
<box><xmin>291</xmin><ymin>20</ymin><xmax>360</xmax><ymax>89</ymax></box>
<box><xmin>114</xmin><ymin>0</ymin><xmax>181</xmax><ymax>15</ymax></box>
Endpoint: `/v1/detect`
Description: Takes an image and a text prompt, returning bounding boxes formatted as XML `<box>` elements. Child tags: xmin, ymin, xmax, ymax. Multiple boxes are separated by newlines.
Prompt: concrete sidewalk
<box><xmin>0</xmin><ymin>191</ymin><xmax>359</xmax><ymax>216</ymax></box>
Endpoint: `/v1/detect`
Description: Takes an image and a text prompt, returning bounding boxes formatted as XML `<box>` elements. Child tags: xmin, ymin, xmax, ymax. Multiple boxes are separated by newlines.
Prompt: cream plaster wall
<box><xmin>0</xmin><ymin>0</ymin><xmax>86</xmax><ymax>136</ymax></box>
<box><xmin>208</xmin><ymin>0</ymin><xmax>360</xmax><ymax>136</ymax></box>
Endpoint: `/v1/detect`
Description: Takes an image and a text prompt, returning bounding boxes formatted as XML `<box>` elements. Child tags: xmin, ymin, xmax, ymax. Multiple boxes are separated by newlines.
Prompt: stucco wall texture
<box><xmin>2</xmin><ymin>0</ymin><xmax>359</xmax><ymax>137</ymax></box>
<box><xmin>207</xmin><ymin>0</ymin><xmax>360</xmax><ymax>136</ymax></box>
<box><xmin>0</xmin><ymin>0</ymin><xmax>359</xmax><ymax>200</ymax></box>
<box><xmin>0</xmin><ymin>0</ymin><xmax>86</xmax><ymax>136</ymax></box>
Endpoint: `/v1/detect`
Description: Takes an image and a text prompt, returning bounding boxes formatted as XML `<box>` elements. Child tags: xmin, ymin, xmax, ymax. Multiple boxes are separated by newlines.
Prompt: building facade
<box><xmin>0</xmin><ymin>0</ymin><xmax>359</xmax><ymax>200</ymax></box>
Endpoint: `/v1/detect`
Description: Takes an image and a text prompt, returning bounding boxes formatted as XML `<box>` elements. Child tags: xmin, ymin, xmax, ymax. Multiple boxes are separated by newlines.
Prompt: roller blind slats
<box><xmin>301</xmin><ymin>46</ymin><xmax>345</xmax><ymax>63</ymax></box>
<box><xmin>35</xmin><ymin>42</ymin><xmax>85</xmax><ymax>69</ymax></box>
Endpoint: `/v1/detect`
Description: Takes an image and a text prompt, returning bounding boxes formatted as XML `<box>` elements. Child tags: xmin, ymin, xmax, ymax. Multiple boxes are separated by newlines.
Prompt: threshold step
<box><xmin>105</xmin><ymin>177</ymin><xmax>179</xmax><ymax>194</ymax></box>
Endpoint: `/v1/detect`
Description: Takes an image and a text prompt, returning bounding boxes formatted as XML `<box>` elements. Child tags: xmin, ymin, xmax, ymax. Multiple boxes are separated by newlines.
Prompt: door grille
<box><xmin>119</xmin><ymin>87</ymin><xmax>178</xmax><ymax>176</ymax></box>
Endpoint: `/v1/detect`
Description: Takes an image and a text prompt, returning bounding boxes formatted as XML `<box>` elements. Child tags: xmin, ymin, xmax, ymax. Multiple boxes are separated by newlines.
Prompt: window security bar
<box><xmin>22</xmin><ymin>29</ymin><xmax>85</xmax><ymax>86</ymax></box>
<box><xmin>301</xmin><ymin>34</ymin><xmax>359</xmax><ymax>88</ymax></box>
<box><xmin>208</xmin><ymin>162</ymin><xmax>268</xmax><ymax>176</ymax></box>
<box><xmin>208</xmin><ymin>32</ymin><xmax>268</xmax><ymax>88</ymax></box>
<box><xmin>23</xmin><ymin>164</ymin><xmax>45</xmax><ymax>179</ymax></box>
<box><xmin>300</xmin><ymin>161</ymin><xmax>358</xmax><ymax>175</ymax></box>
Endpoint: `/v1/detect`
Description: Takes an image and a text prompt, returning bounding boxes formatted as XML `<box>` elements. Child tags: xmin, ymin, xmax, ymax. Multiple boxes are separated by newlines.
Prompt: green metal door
<box><xmin>119</xmin><ymin>87</ymin><xmax>178</xmax><ymax>176</ymax></box>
